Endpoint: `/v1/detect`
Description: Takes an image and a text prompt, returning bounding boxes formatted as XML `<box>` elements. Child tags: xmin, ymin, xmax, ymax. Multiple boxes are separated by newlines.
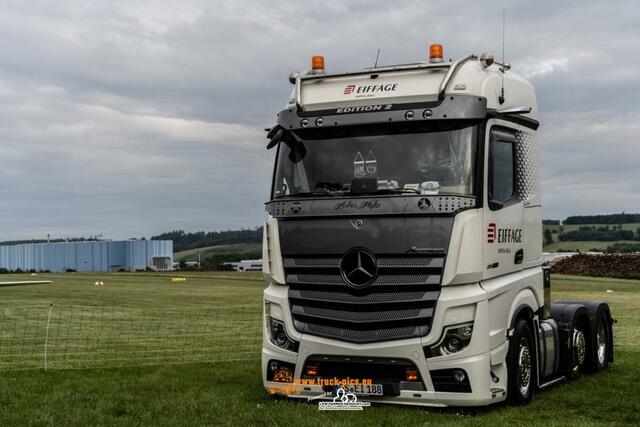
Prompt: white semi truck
<box><xmin>261</xmin><ymin>44</ymin><xmax>614</xmax><ymax>406</ymax></box>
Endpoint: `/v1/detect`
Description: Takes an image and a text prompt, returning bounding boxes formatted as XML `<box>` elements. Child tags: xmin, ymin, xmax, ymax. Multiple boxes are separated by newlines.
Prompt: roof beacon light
<box><xmin>311</xmin><ymin>55</ymin><xmax>325</xmax><ymax>73</ymax></box>
<box><xmin>429</xmin><ymin>44</ymin><xmax>444</xmax><ymax>63</ymax></box>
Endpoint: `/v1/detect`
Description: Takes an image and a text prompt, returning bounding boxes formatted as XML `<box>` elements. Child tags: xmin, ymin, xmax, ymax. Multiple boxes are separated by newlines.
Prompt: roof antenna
<box><xmin>499</xmin><ymin>8</ymin><xmax>506</xmax><ymax>105</ymax></box>
<box><xmin>374</xmin><ymin>48</ymin><xmax>381</xmax><ymax>68</ymax></box>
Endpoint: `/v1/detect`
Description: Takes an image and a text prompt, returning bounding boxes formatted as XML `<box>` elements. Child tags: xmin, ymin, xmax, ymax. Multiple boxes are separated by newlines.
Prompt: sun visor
<box><xmin>299</xmin><ymin>70</ymin><xmax>445</xmax><ymax>111</ymax></box>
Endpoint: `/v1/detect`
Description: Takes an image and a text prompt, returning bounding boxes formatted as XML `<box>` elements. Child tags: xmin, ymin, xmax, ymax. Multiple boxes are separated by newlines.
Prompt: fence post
<box><xmin>44</xmin><ymin>304</ymin><xmax>53</xmax><ymax>370</ymax></box>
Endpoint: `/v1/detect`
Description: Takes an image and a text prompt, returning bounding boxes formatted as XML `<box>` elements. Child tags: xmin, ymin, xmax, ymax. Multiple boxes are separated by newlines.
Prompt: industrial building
<box><xmin>223</xmin><ymin>259</ymin><xmax>262</xmax><ymax>272</ymax></box>
<box><xmin>0</xmin><ymin>240</ymin><xmax>173</xmax><ymax>273</ymax></box>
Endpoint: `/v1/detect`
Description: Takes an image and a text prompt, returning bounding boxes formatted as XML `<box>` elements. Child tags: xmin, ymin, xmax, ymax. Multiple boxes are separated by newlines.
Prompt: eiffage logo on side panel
<box><xmin>487</xmin><ymin>223</ymin><xmax>496</xmax><ymax>243</ymax></box>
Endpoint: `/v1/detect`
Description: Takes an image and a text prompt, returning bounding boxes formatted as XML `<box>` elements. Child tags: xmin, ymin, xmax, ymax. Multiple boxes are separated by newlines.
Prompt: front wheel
<box><xmin>507</xmin><ymin>319</ymin><xmax>535</xmax><ymax>405</ymax></box>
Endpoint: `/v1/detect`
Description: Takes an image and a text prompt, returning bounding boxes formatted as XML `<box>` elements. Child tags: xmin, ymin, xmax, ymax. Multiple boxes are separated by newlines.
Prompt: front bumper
<box><xmin>262</xmin><ymin>343</ymin><xmax>501</xmax><ymax>407</ymax></box>
<box><xmin>262</xmin><ymin>282</ymin><xmax>507</xmax><ymax>407</ymax></box>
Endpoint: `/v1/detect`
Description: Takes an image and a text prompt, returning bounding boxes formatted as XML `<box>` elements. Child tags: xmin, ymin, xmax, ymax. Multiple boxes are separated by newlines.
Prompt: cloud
<box><xmin>0</xmin><ymin>78</ymin><xmax>269</xmax><ymax>239</ymax></box>
<box><xmin>0</xmin><ymin>0</ymin><xmax>638</xmax><ymax>238</ymax></box>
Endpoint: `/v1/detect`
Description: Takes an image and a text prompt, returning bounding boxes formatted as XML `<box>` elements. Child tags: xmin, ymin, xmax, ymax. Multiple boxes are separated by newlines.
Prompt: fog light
<box><xmin>273</xmin><ymin>367</ymin><xmax>293</xmax><ymax>383</ymax></box>
<box><xmin>266</xmin><ymin>360</ymin><xmax>295</xmax><ymax>382</ymax></box>
<box><xmin>452</xmin><ymin>369</ymin><xmax>466</xmax><ymax>383</ymax></box>
<box><xmin>305</xmin><ymin>365</ymin><xmax>318</xmax><ymax>377</ymax></box>
<box><xmin>430</xmin><ymin>368</ymin><xmax>471</xmax><ymax>393</ymax></box>
<box><xmin>406</xmin><ymin>368</ymin><xmax>419</xmax><ymax>381</ymax></box>
<box><xmin>405</xmin><ymin>110</ymin><xmax>415</xmax><ymax>120</ymax></box>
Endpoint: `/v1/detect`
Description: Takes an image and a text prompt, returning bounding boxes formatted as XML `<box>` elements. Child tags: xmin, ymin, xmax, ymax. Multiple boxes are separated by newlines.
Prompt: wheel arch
<box><xmin>554</xmin><ymin>300</ymin><xmax>614</xmax><ymax>364</ymax></box>
<box><xmin>506</xmin><ymin>301</ymin><xmax>537</xmax><ymax>405</ymax></box>
<box><xmin>508</xmin><ymin>288</ymin><xmax>539</xmax><ymax>330</ymax></box>
<box><xmin>550</xmin><ymin>302</ymin><xmax>591</xmax><ymax>329</ymax></box>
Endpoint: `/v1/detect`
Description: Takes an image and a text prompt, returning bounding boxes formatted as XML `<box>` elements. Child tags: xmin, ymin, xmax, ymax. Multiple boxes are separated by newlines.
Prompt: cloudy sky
<box><xmin>0</xmin><ymin>1</ymin><xmax>638</xmax><ymax>240</ymax></box>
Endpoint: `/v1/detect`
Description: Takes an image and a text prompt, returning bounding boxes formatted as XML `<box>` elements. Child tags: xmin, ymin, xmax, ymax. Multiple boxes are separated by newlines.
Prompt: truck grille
<box><xmin>285</xmin><ymin>254</ymin><xmax>443</xmax><ymax>343</ymax></box>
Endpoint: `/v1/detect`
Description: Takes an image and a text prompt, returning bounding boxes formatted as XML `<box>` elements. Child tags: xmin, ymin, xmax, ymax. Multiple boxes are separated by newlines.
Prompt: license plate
<box><xmin>342</xmin><ymin>384</ymin><xmax>383</xmax><ymax>396</ymax></box>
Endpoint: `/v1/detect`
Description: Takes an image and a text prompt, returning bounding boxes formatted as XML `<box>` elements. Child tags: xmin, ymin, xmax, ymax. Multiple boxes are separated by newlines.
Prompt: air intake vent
<box><xmin>285</xmin><ymin>254</ymin><xmax>444</xmax><ymax>343</ymax></box>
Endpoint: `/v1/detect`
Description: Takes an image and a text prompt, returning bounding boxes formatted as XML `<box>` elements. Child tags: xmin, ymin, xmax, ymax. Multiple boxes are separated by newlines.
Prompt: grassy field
<box><xmin>0</xmin><ymin>272</ymin><xmax>638</xmax><ymax>425</ymax></box>
<box><xmin>173</xmin><ymin>243</ymin><xmax>262</xmax><ymax>262</ymax></box>
<box><xmin>0</xmin><ymin>272</ymin><xmax>265</xmax><ymax>370</ymax></box>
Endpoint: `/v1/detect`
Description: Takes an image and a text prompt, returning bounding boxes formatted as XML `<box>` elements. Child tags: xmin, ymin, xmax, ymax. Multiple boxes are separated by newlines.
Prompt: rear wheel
<box><xmin>590</xmin><ymin>313</ymin><xmax>610</xmax><ymax>372</ymax></box>
<box><xmin>570</xmin><ymin>322</ymin><xmax>587</xmax><ymax>377</ymax></box>
<box><xmin>507</xmin><ymin>319</ymin><xmax>535</xmax><ymax>405</ymax></box>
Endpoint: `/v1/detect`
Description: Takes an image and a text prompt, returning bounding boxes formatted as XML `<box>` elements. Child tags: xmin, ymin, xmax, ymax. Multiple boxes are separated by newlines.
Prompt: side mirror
<box><xmin>266</xmin><ymin>125</ymin><xmax>284</xmax><ymax>149</ymax></box>
<box><xmin>488</xmin><ymin>200</ymin><xmax>504</xmax><ymax>211</ymax></box>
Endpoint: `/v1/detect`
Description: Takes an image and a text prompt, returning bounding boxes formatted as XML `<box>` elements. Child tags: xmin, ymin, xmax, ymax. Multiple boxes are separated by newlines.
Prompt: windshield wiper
<box><xmin>276</xmin><ymin>187</ymin><xmax>422</xmax><ymax>199</ymax></box>
<box><xmin>344</xmin><ymin>188</ymin><xmax>421</xmax><ymax>196</ymax></box>
<box><xmin>277</xmin><ymin>190</ymin><xmax>346</xmax><ymax>199</ymax></box>
<box><xmin>370</xmin><ymin>188</ymin><xmax>421</xmax><ymax>195</ymax></box>
<box><xmin>315</xmin><ymin>182</ymin><xmax>344</xmax><ymax>192</ymax></box>
<box><xmin>281</xmin><ymin>183</ymin><xmax>349</xmax><ymax>198</ymax></box>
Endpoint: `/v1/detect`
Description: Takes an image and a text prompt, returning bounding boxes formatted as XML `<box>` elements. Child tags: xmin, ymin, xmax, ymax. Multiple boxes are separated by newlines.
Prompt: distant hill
<box><xmin>173</xmin><ymin>243</ymin><xmax>262</xmax><ymax>262</ymax></box>
<box><xmin>151</xmin><ymin>227</ymin><xmax>262</xmax><ymax>252</ymax></box>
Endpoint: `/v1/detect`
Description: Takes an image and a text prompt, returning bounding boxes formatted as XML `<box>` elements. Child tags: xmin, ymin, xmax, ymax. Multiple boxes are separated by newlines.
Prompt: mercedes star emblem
<box><xmin>340</xmin><ymin>248</ymin><xmax>378</xmax><ymax>289</ymax></box>
<box><xmin>349</xmin><ymin>218</ymin><xmax>365</xmax><ymax>230</ymax></box>
<box><xmin>418</xmin><ymin>198</ymin><xmax>431</xmax><ymax>210</ymax></box>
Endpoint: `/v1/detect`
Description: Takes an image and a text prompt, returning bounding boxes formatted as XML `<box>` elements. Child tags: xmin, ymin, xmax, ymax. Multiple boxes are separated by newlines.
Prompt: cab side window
<box><xmin>489</xmin><ymin>128</ymin><xmax>516</xmax><ymax>205</ymax></box>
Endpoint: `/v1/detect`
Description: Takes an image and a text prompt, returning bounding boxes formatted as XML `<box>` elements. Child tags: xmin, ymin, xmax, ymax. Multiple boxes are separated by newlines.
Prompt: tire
<box><xmin>569</xmin><ymin>320</ymin><xmax>588</xmax><ymax>378</ymax></box>
<box><xmin>507</xmin><ymin>319</ymin><xmax>535</xmax><ymax>405</ymax></box>
<box><xmin>589</xmin><ymin>312</ymin><xmax>610</xmax><ymax>372</ymax></box>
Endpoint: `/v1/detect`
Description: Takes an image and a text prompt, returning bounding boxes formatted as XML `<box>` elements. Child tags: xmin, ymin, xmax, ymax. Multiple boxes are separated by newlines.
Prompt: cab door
<box><xmin>483</xmin><ymin>121</ymin><xmax>525</xmax><ymax>280</ymax></box>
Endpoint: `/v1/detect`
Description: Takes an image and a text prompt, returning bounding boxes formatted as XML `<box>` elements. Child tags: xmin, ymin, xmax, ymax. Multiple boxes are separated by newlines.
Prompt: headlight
<box><xmin>429</xmin><ymin>322</ymin><xmax>473</xmax><ymax>357</ymax></box>
<box><xmin>265</xmin><ymin>303</ymin><xmax>299</xmax><ymax>352</ymax></box>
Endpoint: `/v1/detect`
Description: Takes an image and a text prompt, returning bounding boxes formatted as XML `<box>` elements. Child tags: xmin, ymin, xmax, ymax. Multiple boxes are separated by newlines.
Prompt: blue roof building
<box><xmin>0</xmin><ymin>240</ymin><xmax>173</xmax><ymax>272</ymax></box>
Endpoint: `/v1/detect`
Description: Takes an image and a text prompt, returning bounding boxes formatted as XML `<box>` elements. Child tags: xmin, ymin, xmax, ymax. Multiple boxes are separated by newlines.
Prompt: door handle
<box><xmin>514</xmin><ymin>249</ymin><xmax>524</xmax><ymax>264</ymax></box>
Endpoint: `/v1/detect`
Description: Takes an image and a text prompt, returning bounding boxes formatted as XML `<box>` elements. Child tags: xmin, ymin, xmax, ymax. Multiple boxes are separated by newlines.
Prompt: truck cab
<box><xmin>261</xmin><ymin>45</ymin><xmax>613</xmax><ymax>407</ymax></box>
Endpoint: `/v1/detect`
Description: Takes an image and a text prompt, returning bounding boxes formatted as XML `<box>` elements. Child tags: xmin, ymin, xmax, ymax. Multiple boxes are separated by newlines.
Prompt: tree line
<box><xmin>0</xmin><ymin>236</ymin><xmax>104</xmax><ymax>246</ymax></box>
<box><xmin>563</xmin><ymin>213</ymin><xmax>640</xmax><ymax>225</ymax></box>
<box><xmin>177</xmin><ymin>246</ymin><xmax>263</xmax><ymax>271</ymax></box>
<box><xmin>151</xmin><ymin>227</ymin><xmax>263</xmax><ymax>252</ymax></box>
<box><xmin>543</xmin><ymin>224</ymin><xmax>640</xmax><ymax>247</ymax></box>
<box><xmin>556</xmin><ymin>226</ymin><xmax>638</xmax><ymax>242</ymax></box>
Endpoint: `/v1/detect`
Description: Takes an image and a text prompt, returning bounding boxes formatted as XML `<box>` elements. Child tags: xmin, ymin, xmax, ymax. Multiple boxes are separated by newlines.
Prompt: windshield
<box><xmin>272</xmin><ymin>123</ymin><xmax>477</xmax><ymax>199</ymax></box>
